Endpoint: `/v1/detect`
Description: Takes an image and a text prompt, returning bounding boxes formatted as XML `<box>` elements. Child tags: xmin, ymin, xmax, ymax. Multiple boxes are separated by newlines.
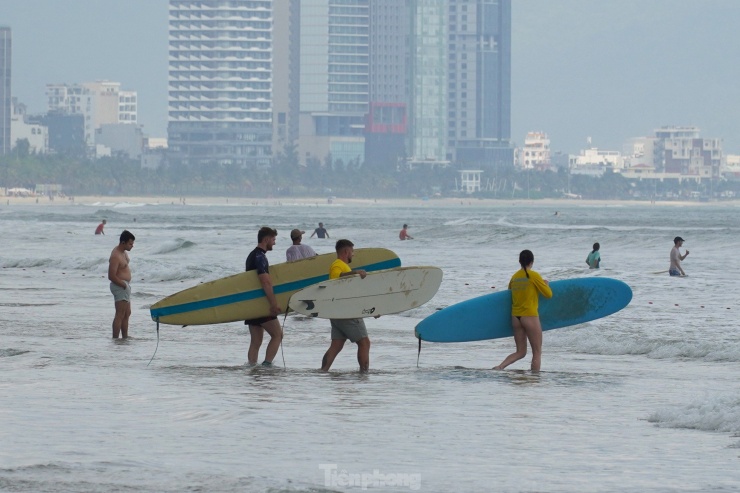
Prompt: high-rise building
<box><xmin>0</xmin><ymin>26</ymin><xmax>11</xmax><ymax>155</ymax></box>
<box><xmin>272</xmin><ymin>0</ymin><xmax>300</xmax><ymax>154</ymax></box>
<box><xmin>168</xmin><ymin>0</ymin><xmax>273</xmax><ymax>167</ymax></box>
<box><xmin>298</xmin><ymin>0</ymin><xmax>369</xmax><ymax>166</ymax></box>
<box><xmin>449</xmin><ymin>0</ymin><xmax>512</xmax><ymax>166</ymax></box>
<box><xmin>408</xmin><ymin>0</ymin><xmax>448</xmax><ymax>166</ymax></box>
<box><xmin>364</xmin><ymin>1</ymin><xmax>409</xmax><ymax>169</ymax></box>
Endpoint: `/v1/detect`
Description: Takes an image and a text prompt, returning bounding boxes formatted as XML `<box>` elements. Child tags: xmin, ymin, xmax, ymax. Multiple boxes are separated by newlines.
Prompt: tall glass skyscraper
<box><xmin>449</xmin><ymin>0</ymin><xmax>512</xmax><ymax>166</ymax></box>
<box><xmin>0</xmin><ymin>26</ymin><xmax>11</xmax><ymax>155</ymax></box>
<box><xmin>167</xmin><ymin>0</ymin><xmax>273</xmax><ymax>167</ymax></box>
<box><xmin>408</xmin><ymin>0</ymin><xmax>448</xmax><ymax>164</ymax></box>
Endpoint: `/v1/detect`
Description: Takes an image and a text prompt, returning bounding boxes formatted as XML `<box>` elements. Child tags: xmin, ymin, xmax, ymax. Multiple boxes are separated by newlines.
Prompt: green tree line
<box><xmin>2</xmin><ymin>145</ymin><xmax>736</xmax><ymax>200</ymax></box>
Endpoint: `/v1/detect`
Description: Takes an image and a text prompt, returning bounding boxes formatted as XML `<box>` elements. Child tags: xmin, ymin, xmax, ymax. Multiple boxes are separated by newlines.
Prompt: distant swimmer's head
<box><xmin>519</xmin><ymin>249</ymin><xmax>534</xmax><ymax>277</ymax></box>
<box><xmin>593</xmin><ymin>242</ymin><xmax>600</xmax><ymax>251</ymax></box>
<box><xmin>290</xmin><ymin>228</ymin><xmax>305</xmax><ymax>240</ymax></box>
<box><xmin>403</xmin><ymin>224</ymin><xmax>408</xmax><ymax>229</ymax></box>
<box><xmin>102</xmin><ymin>219</ymin><xmax>107</xmax><ymax>225</ymax></box>
<box><xmin>674</xmin><ymin>236</ymin><xmax>684</xmax><ymax>245</ymax></box>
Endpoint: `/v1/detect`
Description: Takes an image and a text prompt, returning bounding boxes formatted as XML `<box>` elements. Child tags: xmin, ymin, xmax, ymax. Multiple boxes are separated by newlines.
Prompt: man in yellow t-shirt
<box><xmin>320</xmin><ymin>239</ymin><xmax>371</xmax><ymax>372</ymax></box>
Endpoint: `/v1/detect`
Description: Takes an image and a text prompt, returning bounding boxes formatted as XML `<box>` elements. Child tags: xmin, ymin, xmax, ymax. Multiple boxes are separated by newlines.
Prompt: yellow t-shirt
<box><xmin>508</xmin><ymin>268</ymin><xmax>553</xmax><ymax>317</ymax></box>
<box><xmin>329</xmin><ymin>258</ymin><xmax>351</xmax><ymax>279</ymax></box>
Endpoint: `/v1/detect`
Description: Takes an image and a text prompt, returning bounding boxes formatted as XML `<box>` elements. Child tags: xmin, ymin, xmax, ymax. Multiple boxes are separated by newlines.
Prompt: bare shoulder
<box><xmin>109</xmin><ymin>247</ymin><xmax>123</xmax><ymax>263</ymax></box>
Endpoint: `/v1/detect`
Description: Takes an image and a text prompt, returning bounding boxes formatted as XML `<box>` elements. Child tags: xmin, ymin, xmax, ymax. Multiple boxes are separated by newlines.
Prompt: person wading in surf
<box><xmin>494</xmin><ymin>249</ymin><xmax>552</xmax><ymax>372</ymax></box>
<box><xmin>320</xmin><ymin>239</ymin><xmax>371</xmax><ymax>372</ymax></box>
<box><xmin>244</xmin><ymin>227</ymin><xmax>283</xmax><ymax>366</ymax></box>
<box><xmin>108</xmin><ymin>230</ymin><xmax>135</xmax><ymax>338</ymax></box>
<box><xmin>586</xmin><ymin>242</ymin><xmax>601</xmax><ymax>269</ymax></box>
<box><xmin>669</xmin><ymin>236</ymin><xmax>689</xmax><ymax>276</ymax></box>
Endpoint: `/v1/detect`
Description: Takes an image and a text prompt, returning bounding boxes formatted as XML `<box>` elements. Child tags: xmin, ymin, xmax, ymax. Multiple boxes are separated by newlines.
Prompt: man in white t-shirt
<box><xmin>286</xmin><ymin>229</ymin><xmax>318</xmax><ymax>262</ymax></box>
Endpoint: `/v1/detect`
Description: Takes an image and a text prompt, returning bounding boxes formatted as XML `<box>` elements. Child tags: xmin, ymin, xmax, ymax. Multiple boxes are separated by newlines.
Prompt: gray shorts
<box><xmin>330</xmin><ymin>318</ymin><xmax>368</xmax><ymax>343</ymax></box>
<box><xmin>110</xmin><ymin>281</ymin><xmax>131</xmax><ymax>302</ymax></box>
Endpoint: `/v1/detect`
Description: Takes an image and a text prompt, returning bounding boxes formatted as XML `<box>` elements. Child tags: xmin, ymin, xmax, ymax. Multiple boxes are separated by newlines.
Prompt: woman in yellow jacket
<box><xmin>494</xmin><ymin>250</ymin><xmax>552</xmax><ymax>371</ymax></box>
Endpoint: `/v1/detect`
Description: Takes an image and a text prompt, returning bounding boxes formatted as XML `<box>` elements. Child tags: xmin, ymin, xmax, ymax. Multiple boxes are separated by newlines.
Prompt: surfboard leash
<box><xmin>416</xmin><ymin>337</ymin><xmax>422</xmax><ymax>368</ymax></box>
<box><xmin>279</xmin><ymin>305</ymin><xmax>290</xmax><ymax>369</ymax></box>
<box><xmin>147</xmin><ymin>317</ymin><xmax>160</xmax><ymax>367</ymax></box>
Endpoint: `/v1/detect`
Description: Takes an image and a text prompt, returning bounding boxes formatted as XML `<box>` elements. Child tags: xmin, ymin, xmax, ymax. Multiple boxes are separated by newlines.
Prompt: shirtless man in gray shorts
<box><xmin>108</xmin><ymin>230</ymin><xmax>135</xmax><ymax>338</ymax></box>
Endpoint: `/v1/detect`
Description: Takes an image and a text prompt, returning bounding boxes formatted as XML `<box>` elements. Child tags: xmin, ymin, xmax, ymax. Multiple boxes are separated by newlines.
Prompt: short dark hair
<box><xmin>593</xmin><ymin>242</ymin><xmax>600</xmax><ymax>251</ymax></box>
<box><xmin>120</xmin><ymin>230</ymin><xmax>135</xmax><ymax>243</ymax></box>
<box><xmin>335</xmin><ymin>239</ymin><xmax>354</xmax><ymax>253</ymax></box>
<box><xmin>258</xmin><ymin>226</ymin><xmax>278</xmax><ymax>243</ymax></box>
<box><xmin>403</xmin><ymin>224</ymin><xmax>408</xmax><ymax>228</ymax></box>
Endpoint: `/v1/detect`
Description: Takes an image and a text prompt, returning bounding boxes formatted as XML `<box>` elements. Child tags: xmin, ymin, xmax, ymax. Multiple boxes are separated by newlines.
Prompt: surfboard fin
<box><xmin>302</xmin><ymin>300</ymin><xmax>315</xmax><ymax>310</ymax></box>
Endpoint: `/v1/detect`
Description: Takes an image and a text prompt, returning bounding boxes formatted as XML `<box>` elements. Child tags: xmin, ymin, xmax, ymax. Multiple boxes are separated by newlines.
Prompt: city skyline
<box><xmin>1</xmin><ymin>0</ymin><xmax>739</xmax><ymax>154</ymax></box>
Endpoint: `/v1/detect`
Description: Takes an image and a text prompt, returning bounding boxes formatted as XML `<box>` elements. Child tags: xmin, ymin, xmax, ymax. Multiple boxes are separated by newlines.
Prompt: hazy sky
<box><xmin>2</xmin><ymin>0</ymin><xmax>739</xmax><ymax>153</ymax></box>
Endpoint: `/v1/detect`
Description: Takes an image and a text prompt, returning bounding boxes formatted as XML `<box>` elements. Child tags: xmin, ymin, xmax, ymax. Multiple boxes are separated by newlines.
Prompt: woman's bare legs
<box><xmin>493</xmin><ymin>316</ymin><xmax>542</xmax><ymax>371</ymax></box>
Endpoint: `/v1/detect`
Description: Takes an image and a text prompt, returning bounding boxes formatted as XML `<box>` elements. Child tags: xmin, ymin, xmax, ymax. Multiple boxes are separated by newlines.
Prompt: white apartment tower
<box><xmin>168</xmin><ymin>0</ymin><xmax>273</xmax><ymax>167</ymax></box>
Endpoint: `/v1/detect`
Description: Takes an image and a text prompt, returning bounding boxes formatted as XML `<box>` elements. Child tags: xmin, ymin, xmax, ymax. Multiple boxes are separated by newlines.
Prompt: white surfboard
<box><xmin>288</xmin><ymin>266</ymin><xmax>443</xmax><ymax>319</ymax></box>
<box><xmin>150</xmin><ymin>248</ymin><xmax>400</xmax><ymax>325</ymax></box>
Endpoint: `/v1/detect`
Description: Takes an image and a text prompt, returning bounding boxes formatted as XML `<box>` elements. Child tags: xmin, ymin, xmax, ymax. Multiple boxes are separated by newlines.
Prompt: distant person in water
<box><xmin>586</xmin><ymin>242</ymin><xmax>601</xmax><ymax>269</ymax></box>
<box><xmin>310</xmin><ymin>222</ymin><xmax>330</xmax><ymax>239</ymax></box>
<box><xmin>399</xmin><ymin>224</ymin><xmax>414</xmax><ymax>241</ymax></box>
<box><xmin>95</xmin><ymin>219</ymin><xmax>107</xmax><ymax>235</ymax></box>
<box><xmin>108</xmin><ymin>230</ymin><xmax>135</xmax><ymax>338</ymax></box>
<box><xmin>245</xmin><ymin>227</ymin><xmax>283</xmax><ymax>366</ymax></box>
<box><xmin>320</xmin><ymin>239</ymin><xmax>371</xmax><ymax>372</ymax></box>
<box><xmin>286</xmin><ymin>228</ymin><xmax>317</xmax><ymax>262</ymax></box>
<box><xmin>494</xmin><ymin>249</ymin><xmax>552</xmax><ymax>372</ymax></box>
<box><xmin>669</xmin><ymin>236</ymin><xmax>689</xmax><ymax>276</ymax></box>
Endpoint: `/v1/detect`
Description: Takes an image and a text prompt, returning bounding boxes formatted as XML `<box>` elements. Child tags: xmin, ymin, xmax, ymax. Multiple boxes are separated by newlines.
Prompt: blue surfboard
<box><xmin>415</xmin><ymin>277</ymin><xmax>632</xmax><ymax>342</ymax></box>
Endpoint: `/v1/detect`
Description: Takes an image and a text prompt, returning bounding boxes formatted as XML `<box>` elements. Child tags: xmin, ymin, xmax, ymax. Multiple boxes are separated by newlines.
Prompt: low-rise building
<box><xmin>723</xmin><ymin>154</ymin><xmax>740</xmax><ymax>181</ymax></box>
<box><xmin>46</xmin><ymin>81</ymin><xmax>138</xmax><ymax>148</ymax></box>
<box><xmin>518</xmin><ymin>132</ymin><xmax>551</xmax><ymax>170</ymax></box>
<box><xmin>95</xmin><ymin>123</ymin><xmax>144</xmax><ymax>159</ymax></box>
<box><xmin>622</xmin><ymin>127</ymin><xmax>722</xmax><ymax>181</ymax></box>
<box><xmin>457</xmin><ymin>170</ymin><xmax>483</xmax><ymax>193</ymax></box>
<box><xmin>569</xmin><ymin>148</ymin><xmax>623</xmax><ymax>176</ymax></box>
<box><xmin>10</xmin><ymin>98</ymin><xmax>48</xmax><ymax>153</ymax></box>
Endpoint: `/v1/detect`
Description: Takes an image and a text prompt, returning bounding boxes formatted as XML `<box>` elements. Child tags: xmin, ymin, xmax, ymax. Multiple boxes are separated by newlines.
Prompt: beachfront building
<box><xmin>569</xmin><ymin>148</ymin><xmax>624</xmax><ymax>177</ymax></box>
<box><xmin>654</xmin><ymin>126</ymin><xmax>721</xmax><ymax>178</ymax></box>
<box><xmin>0</xmin><ymin>26</ymin><xmax>11</xmax><ymax>155</ymax></box>
<box><xmin>621</xmin><ymin>127</ymin><xmax>722</xmax><ymax>181</ymax></box>
<box><xmin>407</xmin><ymin>0</ymin><xmax>448</xmax><ymax>168</ymax></box>
<box><xmin>457</xmin><ymin>169</ymin><xmax>482</xmax><ymax>193</ymax></box>
<box><xmin>167</xmin><ymin>0</ymin><xmax>273</xmax><ymax>168</ymax></box>
<box><xmin>723</xmin><ymin>154</ymin><xmax>740</xmax><ymax>182</ymax></box>
<box><xmin>296</xmin><ymin>0</ymin><xmax>369</xmax><ymax>167</ymax></box>
<box><xmin>448</xmin><ymin>0</ymin><xmax>514</xmax><ymax>168</ymax></box>
<box><xmin>517</xmin><ymin>131</ymin><xmax>550</xmax><ymax>170</ymax></box>
<box><xmin>10</xmin><ymin>98</ymin><xmax>48</xmax><ymax>154</ymax></box>
<box><xmin>46</xmin><ymin>81</ymin><xmax>138</xmax><ymax>148</ymax></box>
<box><xmin>364</xmin><ymin>0</ymin><xmax>409</xmax><ymax>169</ymax></box>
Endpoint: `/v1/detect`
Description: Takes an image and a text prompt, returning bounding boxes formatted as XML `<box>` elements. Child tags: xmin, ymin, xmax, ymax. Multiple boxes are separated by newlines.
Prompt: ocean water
<box><xmin>1</xmin><ymin>200</ymin><xmax>738</xmax><ymax>493</ymax></box>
